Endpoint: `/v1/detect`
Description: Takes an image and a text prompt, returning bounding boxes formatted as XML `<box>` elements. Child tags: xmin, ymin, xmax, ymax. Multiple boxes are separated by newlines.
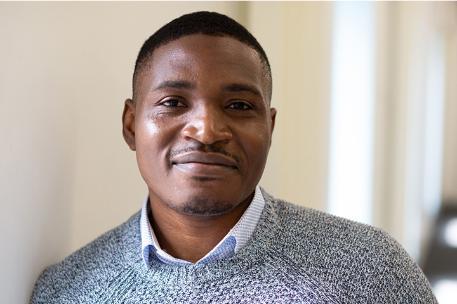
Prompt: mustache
<box><xmin>169</xmin><ymin>143</ymin><xmax>240</xmax><ymax>164</ymax></box>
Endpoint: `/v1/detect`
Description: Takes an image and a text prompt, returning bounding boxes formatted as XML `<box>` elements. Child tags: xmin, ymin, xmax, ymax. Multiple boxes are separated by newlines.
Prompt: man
<box><xmin>31</xmin><ymin>11</ymin><xmax>436</xmax><ymax>303</ymax></box>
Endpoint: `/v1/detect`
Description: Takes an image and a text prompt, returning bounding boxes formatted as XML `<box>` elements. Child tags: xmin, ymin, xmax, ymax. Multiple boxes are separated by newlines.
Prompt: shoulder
<box><xmin>264</xmin><ymin>195</ymin><xmax>436</xmax><ymax>303</ymax></box>
<box><xmin>273</xmin><ymin>198</ymin><xmax>386</xmax><ymax>247</ymax></box>
<box><xmin>31</xmin><ymin>212</ymin><xmax>142</xmax><ymax>303</ymax></box>
<box><xmin>268</xmin><ymin>198</ymin><xmax>395</xmax><ymax>263</ymax></box>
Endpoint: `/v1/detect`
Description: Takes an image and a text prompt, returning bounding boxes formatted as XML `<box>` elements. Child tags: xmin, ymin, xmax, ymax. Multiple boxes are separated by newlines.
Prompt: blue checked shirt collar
<box><xmin>140</xmin><ymin>186</ymin><xmax>266</xmax><ymax>266</ymax></box>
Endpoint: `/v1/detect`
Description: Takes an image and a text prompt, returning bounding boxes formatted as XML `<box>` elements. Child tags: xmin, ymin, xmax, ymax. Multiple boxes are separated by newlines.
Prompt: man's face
<box><xmin>123</xmin><ymin>34</ymin><xmax>276</xmax><ymax>216</ymax></box>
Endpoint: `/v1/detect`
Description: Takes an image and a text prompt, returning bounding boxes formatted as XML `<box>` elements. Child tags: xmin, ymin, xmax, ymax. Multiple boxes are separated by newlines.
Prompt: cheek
<box><xmin>238</xmin><ymin>123</ymin><xmax>271</xmax><ymax>166</ymax></box>
<box><xmin>138</xmin><ymin>111</ymin><xmax>168</xmax><ymax>138</ymax></box>
<box><xmin>143</xmin><ymin>118</ymin><xmax>161</xmax><ymax>136</ymax></box>
<box><xmin>136</xmin><ymin>113</ymin><xmax>175</xmax><ymax>150</ymax></box>
<box><xmin>135</xmin><ymin>116</ymin><xmax>175</xmax><ymax>183</ymax></box>
<box><xmin>135</xmin><ymin>115</ymin><xmax>172</xmax><ymax>169</ymax></box>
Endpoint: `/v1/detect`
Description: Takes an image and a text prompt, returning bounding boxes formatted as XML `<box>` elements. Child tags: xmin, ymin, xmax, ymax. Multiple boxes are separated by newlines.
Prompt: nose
<box><xmin>182</xmin><ymin>105</ymin><xmax>233</xmax><ymax>145</ymax></box>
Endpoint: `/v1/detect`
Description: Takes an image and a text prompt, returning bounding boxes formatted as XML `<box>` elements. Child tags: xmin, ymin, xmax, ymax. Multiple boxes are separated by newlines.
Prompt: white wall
<box><xmin>373</xmin><ymin>2</ymin><xmax>456</xmax><ymax>260</ymax></box>
<box><xmin>442</xmin><ymin>5</ymin><xmax>457</xmax><ymax>205</ymax></box>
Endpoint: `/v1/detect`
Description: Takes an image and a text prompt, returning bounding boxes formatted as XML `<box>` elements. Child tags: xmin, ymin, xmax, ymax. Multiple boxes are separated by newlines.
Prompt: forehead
<box><xmin>135</xmin><ymin>34</ymin><xmax>267</xmax><ymax>100</ymax></box>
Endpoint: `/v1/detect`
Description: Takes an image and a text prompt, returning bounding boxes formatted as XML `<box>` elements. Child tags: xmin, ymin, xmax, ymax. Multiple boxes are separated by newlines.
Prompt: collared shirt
<box><xmin>140</xmin><ymin>186</ymin><xmax>266</xmax><ymax>266</ymax></box>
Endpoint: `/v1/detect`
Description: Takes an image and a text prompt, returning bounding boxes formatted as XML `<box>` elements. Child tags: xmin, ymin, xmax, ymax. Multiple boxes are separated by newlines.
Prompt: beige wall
<box><xmin>249</xmin><ymin>2</ymin><xmax>332</xmax><ymax>211</ymax></box>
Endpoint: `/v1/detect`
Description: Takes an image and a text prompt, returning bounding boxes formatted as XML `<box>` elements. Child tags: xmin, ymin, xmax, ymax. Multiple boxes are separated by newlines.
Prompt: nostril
<box><xmin>182</xmin><ymin>118</ymin><xmax>232</xmax><ymax>145</ymax></box>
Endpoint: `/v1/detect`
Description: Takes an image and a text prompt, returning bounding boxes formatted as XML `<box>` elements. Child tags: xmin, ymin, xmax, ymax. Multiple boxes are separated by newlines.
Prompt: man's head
<box><xmin>123</xmin><ymin>11</ymin><xmax>276</xmax><ymax>217</ymax></box>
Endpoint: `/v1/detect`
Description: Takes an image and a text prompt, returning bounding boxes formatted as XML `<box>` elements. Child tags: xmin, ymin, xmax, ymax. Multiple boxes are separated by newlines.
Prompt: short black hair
<box><xmin>132</xmin><ymin>11</ymin><xmax>272</xmax><ymax>101</ymax></box>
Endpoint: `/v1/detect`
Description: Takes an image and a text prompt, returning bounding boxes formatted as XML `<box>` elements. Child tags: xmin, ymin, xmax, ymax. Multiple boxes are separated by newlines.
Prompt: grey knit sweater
<box><xmin>31</xmin><ymin>192</ymin><xmax>437</xmax><ymax>303</ymax></box>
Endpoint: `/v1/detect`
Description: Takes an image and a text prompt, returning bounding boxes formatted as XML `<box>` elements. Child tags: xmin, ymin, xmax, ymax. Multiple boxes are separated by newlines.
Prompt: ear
<box><xmin>270</xmin><ymin>107</ymin><xmax>277</xmax><ymax>134</ymax></box>
<box><xmin>268</xmin><ymin>107</ymin><xmax>277</xmax><ymax>147</ymax></box>
<box><xmin>122</xmin><ymin>98</ymin><xmax>136</xmax><ymax>151</ymax></box>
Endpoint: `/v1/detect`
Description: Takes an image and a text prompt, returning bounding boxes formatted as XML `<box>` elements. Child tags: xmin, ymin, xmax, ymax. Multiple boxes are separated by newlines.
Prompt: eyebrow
<box><xmin>153</xmin><ymin>80</ymin><xmax>195</xmax><ymax>91</ymax></box>
<box><xmin>223</xmin><ymin>83</ymin><xmax>262</xmax><ymax>97</ymax></box>
<box><xmin>153</xmin><ymin>80</ymin><xmax>262</xmax><ymax>97</ymax></box>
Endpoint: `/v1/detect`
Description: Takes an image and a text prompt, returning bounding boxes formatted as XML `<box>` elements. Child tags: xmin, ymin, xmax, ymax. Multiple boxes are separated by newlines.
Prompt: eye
<box><xmin>159</xmin><ymin>98</ymin><xmax>186</xmax><ymax>108</ymax></box>
<box><xmin>227</xmin><ymin>101</ymin><xmax>253</xmax><ymax>111</ymax></box>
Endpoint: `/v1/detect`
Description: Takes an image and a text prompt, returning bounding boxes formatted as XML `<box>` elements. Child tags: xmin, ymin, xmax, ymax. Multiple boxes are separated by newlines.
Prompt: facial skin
<box><xmin>123</xmin><ymin>34</ymin><xmax>276</xmax><ymax>220</ymax></box>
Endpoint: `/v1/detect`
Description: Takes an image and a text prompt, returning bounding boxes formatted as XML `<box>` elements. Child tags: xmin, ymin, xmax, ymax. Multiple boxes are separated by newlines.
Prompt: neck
<box><xmin>148</xmin><ymin>193</ymin><xmax>253</xmax><ymax>263</ymax></box>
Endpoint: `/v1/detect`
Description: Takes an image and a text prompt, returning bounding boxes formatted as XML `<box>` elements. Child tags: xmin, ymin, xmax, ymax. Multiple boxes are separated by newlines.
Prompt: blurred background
<box><xmin>0</xmin><ymin>2</ymin><xmax>456</xmax><ymax>303</ymax></box>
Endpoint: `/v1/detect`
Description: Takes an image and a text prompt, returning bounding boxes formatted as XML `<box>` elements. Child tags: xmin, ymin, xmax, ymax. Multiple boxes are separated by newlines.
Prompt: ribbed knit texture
<box><xmin>31</xmin><ymin>190</ymin><xmax>437</xmax><ymax>303</ymax></box>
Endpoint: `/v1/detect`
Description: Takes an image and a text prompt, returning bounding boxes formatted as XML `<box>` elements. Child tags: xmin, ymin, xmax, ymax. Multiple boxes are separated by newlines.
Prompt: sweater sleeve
<box><xmin>30</xmin><ymin>265</ymin><xmax>58</xmax><ymax>304</ymax></box>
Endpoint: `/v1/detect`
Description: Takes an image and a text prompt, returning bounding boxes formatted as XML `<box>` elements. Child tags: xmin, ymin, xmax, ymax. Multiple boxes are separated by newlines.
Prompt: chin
<box><xmin>170</xmin><ymin>195</ymin><xmax>237</xmax><ymax>217</ymax></box>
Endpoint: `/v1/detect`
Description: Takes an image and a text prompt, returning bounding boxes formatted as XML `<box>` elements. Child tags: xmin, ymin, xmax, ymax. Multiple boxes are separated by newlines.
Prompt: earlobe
<box><xmin>122</xmin><ymin>99</ymin><xmax>136</xmax><ymax>151</ymax></box>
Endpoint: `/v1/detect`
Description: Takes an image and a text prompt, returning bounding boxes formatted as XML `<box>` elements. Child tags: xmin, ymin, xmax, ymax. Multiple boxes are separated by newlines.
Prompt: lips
<box><xmin>171</xmin><ymin>151</ymin><xmax>238</xmax><ymax>168</ymax></box>
<box><xmin>171</xmin><ymin>151</ymin><xmax>238</xmax><ymax>176</ymax></box>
